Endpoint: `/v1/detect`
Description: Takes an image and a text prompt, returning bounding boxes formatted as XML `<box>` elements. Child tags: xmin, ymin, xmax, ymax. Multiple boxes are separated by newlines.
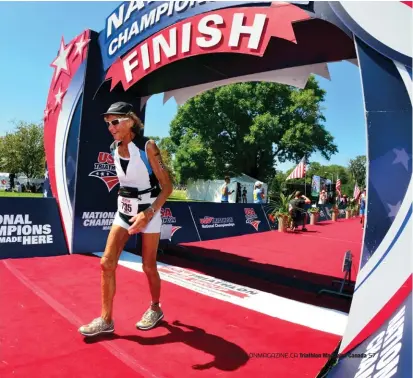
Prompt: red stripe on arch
<box><xmin>401</xmin><ymin>1</ymin><xmax>412</xmax><ymax>8</ymax></box>
<box><xmin>341</xmin><ymin>274</ymin><xmax>412</xmax><ymax>355</ymax></box>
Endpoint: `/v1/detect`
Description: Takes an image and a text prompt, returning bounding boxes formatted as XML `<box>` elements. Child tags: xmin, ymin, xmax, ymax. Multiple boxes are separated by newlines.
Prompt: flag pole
<box><xmin>304</xmin><ymin>156</ymin><xmax>307</xmax><ymax>196</ymax></box>
<box><xmin>304</xmin><ymin>169</ymin><xmax>307</xmax><ymax>196</ymax></box>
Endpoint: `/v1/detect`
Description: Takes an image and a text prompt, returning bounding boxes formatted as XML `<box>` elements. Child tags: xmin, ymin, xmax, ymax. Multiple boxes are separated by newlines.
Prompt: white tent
<box><xmin>186</xmin><ymin>173</ymin><xmax>268</xmax><ymax>203</ymax></box>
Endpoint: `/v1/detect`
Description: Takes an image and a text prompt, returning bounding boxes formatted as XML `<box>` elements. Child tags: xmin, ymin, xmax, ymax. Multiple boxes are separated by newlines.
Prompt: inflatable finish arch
<box><xmin>43</xmin><ymin>2</ymin><xmax>412</xmax><ymax>376</ymax></box>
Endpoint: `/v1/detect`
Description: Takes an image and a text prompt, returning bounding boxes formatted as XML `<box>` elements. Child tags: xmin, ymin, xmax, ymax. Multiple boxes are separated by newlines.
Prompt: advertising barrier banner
<box><xmin>189</xmin><ymin>203</ymin><xmax>270</xmax><ymax>241</ymax></box>
<box><xmin>161</xmin><ymin>201</ymin><xmax>200</xmax><ymax>244</ymax></box>
<box><xmin>317</xmin><ymin>204</ymin><xmax>332</xmax><ymax>221</ymax></box>
<box><xmin>0</xmin><ymin>198</ymin><xmax>68</xmax><ymax>259</ymax></box>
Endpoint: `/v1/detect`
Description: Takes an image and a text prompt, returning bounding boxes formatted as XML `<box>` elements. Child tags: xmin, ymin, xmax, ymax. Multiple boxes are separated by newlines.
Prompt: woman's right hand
<box><xmin>128</xmin><ymin>211</ymin><xmax>151</xmax><ymax>234</ymax></box>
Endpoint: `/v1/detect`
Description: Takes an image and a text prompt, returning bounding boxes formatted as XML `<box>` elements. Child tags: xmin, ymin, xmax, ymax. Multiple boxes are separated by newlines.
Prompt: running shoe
<box><xmin>78</xmin><ymin>317</ymin><xmax>114</xmax><ymax>337</ymax></box>
<box><xmin>136</xmin><ymin>307</ymin><xmax>164</xmax><ymax>330</ymax></box>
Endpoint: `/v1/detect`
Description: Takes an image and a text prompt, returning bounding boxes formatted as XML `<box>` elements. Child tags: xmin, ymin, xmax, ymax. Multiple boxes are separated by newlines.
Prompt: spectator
<box><xmin>242</xmin><ymin>186</ymin><xmax>247</xmax><ymax>203</ymax></box>
<box><xmin>221</xmin><ymin>176</ymin><xmax>234</xmax><ymax>203</ymax></box>
<box><xmin>359</xmin><ymin>188</ymin><xmax>367</xmax><ymax>229</ymax></box>
<box><xmin>318</xmin><ymin>190</ymin><xmax>327</xmax><ymax>205</ymax></box>
<box><xmin>253</xmin><ymin>182</ymin><xmax>265</xmax><ymax>204</ymax></box>
<box><xmin>289</xmin><ymin>191</ymin><xmax>311</xmax><ymax>231</ymax></box>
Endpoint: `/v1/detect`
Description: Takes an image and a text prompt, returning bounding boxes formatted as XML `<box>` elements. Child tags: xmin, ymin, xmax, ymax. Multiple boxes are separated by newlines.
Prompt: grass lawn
<box><xmin>0</xmin><ymin>189</ymin><xmax>198</xmax><ymax>202</ymax></box>
<box><xmin>169</xmin><ymin>189</ymin><xmax>189</xmax><ymax>201</ymax></box>
<box><xmin>0</xmin><ymin>190</ymin><xmax>43</xmax><ymax>198</ymax></box>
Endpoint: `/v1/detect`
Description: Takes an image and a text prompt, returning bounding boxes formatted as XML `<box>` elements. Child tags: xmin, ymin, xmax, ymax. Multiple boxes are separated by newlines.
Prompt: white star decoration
<box><xmin>393</xmin><ymin>148</ymin><xmax>411</xmax><ymax>170</ymax></box>
<box><xmin>387</xmin><ymin>201</ymin><xmax>401</xmax><ymax>219</ymax></box>
<box><xmin>74</xmin><ymin>33</ymin><xmax>90</xmax><ymax>58</ymax></box>
<box><xmin>43</xmin><ymin>190</ymin><xmax>48</xmax><ymax>198</ymax></box>
<box><xmin>51</xmin><ymin>38</ymin><xmax>73</xmax><ymax>82</ymax></box>
<box><xmin>44</xmin><ymin>170</ymin><xmax>48</xmax><ymax>179</ymax></box>
<box><xmin>54</xmin><ymin>86</ymin><xmax>66</xmax><ymax>109</ymax></box>
<box><xmin>43</xmin><ymin>105</ymin><xmax>51</xmax><ymax>121</ymax></box>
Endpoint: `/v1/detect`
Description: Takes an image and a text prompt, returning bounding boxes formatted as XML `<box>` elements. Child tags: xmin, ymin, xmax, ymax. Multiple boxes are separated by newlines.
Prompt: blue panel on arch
<box><xmin>356</xmin><ymin>38</ymin><xmax>412</xmax><ymax>112</ymax></box>
<box><xmin>356</xmin><ymin>38</ymin><xmax>412</xmax><ymax>269</ymax></box>
<box><xmin>65</xmin><ymin>95</ymin><xmax>83</xmax><ymax>210</ymax></box>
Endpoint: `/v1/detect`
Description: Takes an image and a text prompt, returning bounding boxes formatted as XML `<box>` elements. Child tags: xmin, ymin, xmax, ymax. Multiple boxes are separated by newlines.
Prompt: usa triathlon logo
<box><xmin>89</xmin><ymin>152</ymin><xmax>119</xmax><ymax>192</ymax></box>
<box><xmin>161</xmin><ymin>208</ymin><xmax>182</xmax><ymax>237</ymax></box>
<box><xmin>244</xmin><ymin>208</ymin><xmax>260</xmax><ymax>231</ymax></box>
<box><xmin>199</xmin><ymin>216</ymin><xmax>235</xmax><ymax>228</ymax></box>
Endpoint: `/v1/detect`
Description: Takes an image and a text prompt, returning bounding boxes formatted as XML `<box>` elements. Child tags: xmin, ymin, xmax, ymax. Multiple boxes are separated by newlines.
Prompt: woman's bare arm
<box><xmin>144</xmin><ymin>140</ymin><xmax>173</xmax><ymax>217</ymax></box>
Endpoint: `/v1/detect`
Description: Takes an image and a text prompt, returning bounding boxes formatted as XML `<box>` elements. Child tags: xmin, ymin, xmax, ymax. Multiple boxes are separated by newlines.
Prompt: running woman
<box><xmin>79</xmin><ymin>102</ymin><xmax>173</xmax><ymax>337</ymax></box>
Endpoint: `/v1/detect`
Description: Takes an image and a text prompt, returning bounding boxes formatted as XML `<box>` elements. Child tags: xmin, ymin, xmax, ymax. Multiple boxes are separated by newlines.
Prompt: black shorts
<box><xmin>292</xmin><ymin>212</ymin><xmax>304</xmax><ymax>223</ymax></box>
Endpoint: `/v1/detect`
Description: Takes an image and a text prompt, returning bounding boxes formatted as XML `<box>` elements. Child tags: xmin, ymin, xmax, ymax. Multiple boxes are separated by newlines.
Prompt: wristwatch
<box><xmin>147</xmin><ymin>205</ymin><xmax>156</xmax><ymax>216</ymax></box>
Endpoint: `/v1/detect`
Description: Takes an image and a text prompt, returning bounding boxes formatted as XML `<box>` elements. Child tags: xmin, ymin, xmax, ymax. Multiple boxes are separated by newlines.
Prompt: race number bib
<box><xmin>118</xmin><ymin>196</ymin><xmax>139</xmax><ymax>216</ymax></box>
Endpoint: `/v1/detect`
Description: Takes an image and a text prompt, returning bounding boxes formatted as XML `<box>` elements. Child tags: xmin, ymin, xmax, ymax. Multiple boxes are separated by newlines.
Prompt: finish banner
<box><xmin>99</xmin><ymin>1</ymin><xmax>273</xmax><ymax>71</ymax></box>
<box><xmin>105</xmin><ymin>5</ymin><xmax>309</xmax><ymax>91</ymax></box>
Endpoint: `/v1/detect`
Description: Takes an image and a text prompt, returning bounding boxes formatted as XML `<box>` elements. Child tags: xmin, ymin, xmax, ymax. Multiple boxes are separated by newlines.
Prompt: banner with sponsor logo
<box><xmin>311</xmin><ymin>175</ymin><xmax>321</xmax><ymax>196</ymax></box>
<box><xmin>189</xmin><ymin>203</ymin><xmax>270</xmax><ymax>241</ymax></box>
<box><xmin>317</xmin><ymin>204</ymin><xmax>331</xmax><ymax>221</ymax></box>
<box><xmin>0</xmin><ymin>198</ymin><xmax>68</xmax><ymax>259</ymax></box>
<box><xmin>160</xmin><ymin>201</ymin><xmax>200</xmax><ymax>244</ymax></box>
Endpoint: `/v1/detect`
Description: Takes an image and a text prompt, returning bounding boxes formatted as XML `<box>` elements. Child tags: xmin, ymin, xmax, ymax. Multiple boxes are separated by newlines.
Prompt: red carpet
<box><xmin>181</xmin><ymin>219</ymin><xmax>362</xmax><ymax>282</ymax></box>
<box><xmin>1</xmin><ymin>254</ymin><xmax>341</xmax><ymax>378</ymax></box>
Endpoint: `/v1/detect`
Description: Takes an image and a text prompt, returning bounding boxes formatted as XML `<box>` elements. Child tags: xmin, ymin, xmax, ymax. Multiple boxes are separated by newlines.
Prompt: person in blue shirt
<box><xmin>221</xmin><ymin>176</ymin><xmax>234</xmax><ymax>203</ymax></box>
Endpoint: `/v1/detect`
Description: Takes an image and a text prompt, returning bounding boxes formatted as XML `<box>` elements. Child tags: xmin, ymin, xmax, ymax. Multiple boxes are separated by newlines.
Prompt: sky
<box><xmin>0</xmin><ymin>1</ymin><xmax>366</xmax><ymax>173</ymax></box>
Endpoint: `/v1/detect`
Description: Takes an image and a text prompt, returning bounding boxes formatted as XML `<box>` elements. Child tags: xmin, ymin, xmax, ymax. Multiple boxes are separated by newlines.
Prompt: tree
<box><xmin>269</xmin><ymin>171</ymin><xmax>288</xmax><ymax>199</ymax></box>
<box><xmin>157</xmin><ymin>136</ymin><xmax>177</xmax><ymax>155</ymax></box>
<box><xmin>146</xmin><ymin>135</ymin><xmax>176</xmax><ymax>183</ymax></box>
<box><xmin>170</xmin><ymin>77</ymin><xmax>338</xmax><ymax>184</ymax></box>
<box><xmin>348</xmin><ymin>155</ymin><xmax>367</xmax><ymax>188</ymax></box>
<box><xmin>0</xmin><ymin>121</ymin><xmax>45</xmax><ymax>179</ymax></box>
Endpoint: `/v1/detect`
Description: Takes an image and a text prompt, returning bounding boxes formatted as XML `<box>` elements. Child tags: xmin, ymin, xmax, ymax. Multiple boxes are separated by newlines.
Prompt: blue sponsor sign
<box><xmin>161</xmin><ymin>201</ymin><xmax>200</xmax><ymax>244</ymax></box>
<box><xmin>0</xmin><ymin>198</ymin><xmax>68</xmax><ymax>259</ymax></box>
<box><xmin>98</xmin><ymin>1</ymin><xmax>272</xmax><ymax>71</ymax></box>
<box><xmin>189</xmin><ymin>203</ymin><xmax>270</xmax><ymax>241</ymax></box>
<box><xmin>327</xmin><ymin>293</ymin><xmax>412</xmax><ymax>378</ymax></box>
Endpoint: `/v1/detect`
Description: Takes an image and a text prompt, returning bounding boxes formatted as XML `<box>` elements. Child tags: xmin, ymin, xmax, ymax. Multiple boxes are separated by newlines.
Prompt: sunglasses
<box><xmin>105</xmin><ymin>118</ymin><xmax>129</xmax><ymax>127</ymax></box>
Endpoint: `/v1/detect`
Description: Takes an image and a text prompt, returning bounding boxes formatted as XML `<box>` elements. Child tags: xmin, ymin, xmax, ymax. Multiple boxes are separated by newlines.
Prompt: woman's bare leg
<box><xmin>101</xmin><ymin>225</ymin><xmax>130</xmax><ymax>323</ymax></box>
<box><xmin>142</xmin><ymin>232</ymin><xmax>161</xmax><ymax>305</ymax></box>
<box><xmin>78</xmin><ymin>225</ymin><xmax>129</xmax><ymax>336</ymax></box>
<box><xmin>136</xmin><ymin>232</ymin><xmax>164</xmax><ymax>330</ymax></box>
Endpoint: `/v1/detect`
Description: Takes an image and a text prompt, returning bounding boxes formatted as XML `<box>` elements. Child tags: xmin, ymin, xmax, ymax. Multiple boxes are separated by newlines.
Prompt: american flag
<box><xmin>286</xmin><ymin>157</ymin><xmax>306</xmax><ymax>180</ymax></box>
<box><xmin>336</xmin><ymin>178</ymin><xmax>342</xmax><ymax>196</ymax></box>
<box><xmin>353</xmin><ymin>183</ymin><xmax>361</xmax><ymax>200</ymax></box>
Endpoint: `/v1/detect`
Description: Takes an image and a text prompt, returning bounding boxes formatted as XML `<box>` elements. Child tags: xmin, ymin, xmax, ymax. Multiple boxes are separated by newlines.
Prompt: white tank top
<box><xmin>111</xmin><ymin>136</ymin><xmax>161</xmax><ymax>203</ymax></box>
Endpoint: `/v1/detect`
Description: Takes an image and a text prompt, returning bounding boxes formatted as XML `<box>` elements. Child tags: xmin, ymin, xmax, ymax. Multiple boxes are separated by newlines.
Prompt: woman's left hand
<box><xmin>128</xmin><ymin>211</ymin><xmax>151</xmax><ymax>235</ymax></box>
